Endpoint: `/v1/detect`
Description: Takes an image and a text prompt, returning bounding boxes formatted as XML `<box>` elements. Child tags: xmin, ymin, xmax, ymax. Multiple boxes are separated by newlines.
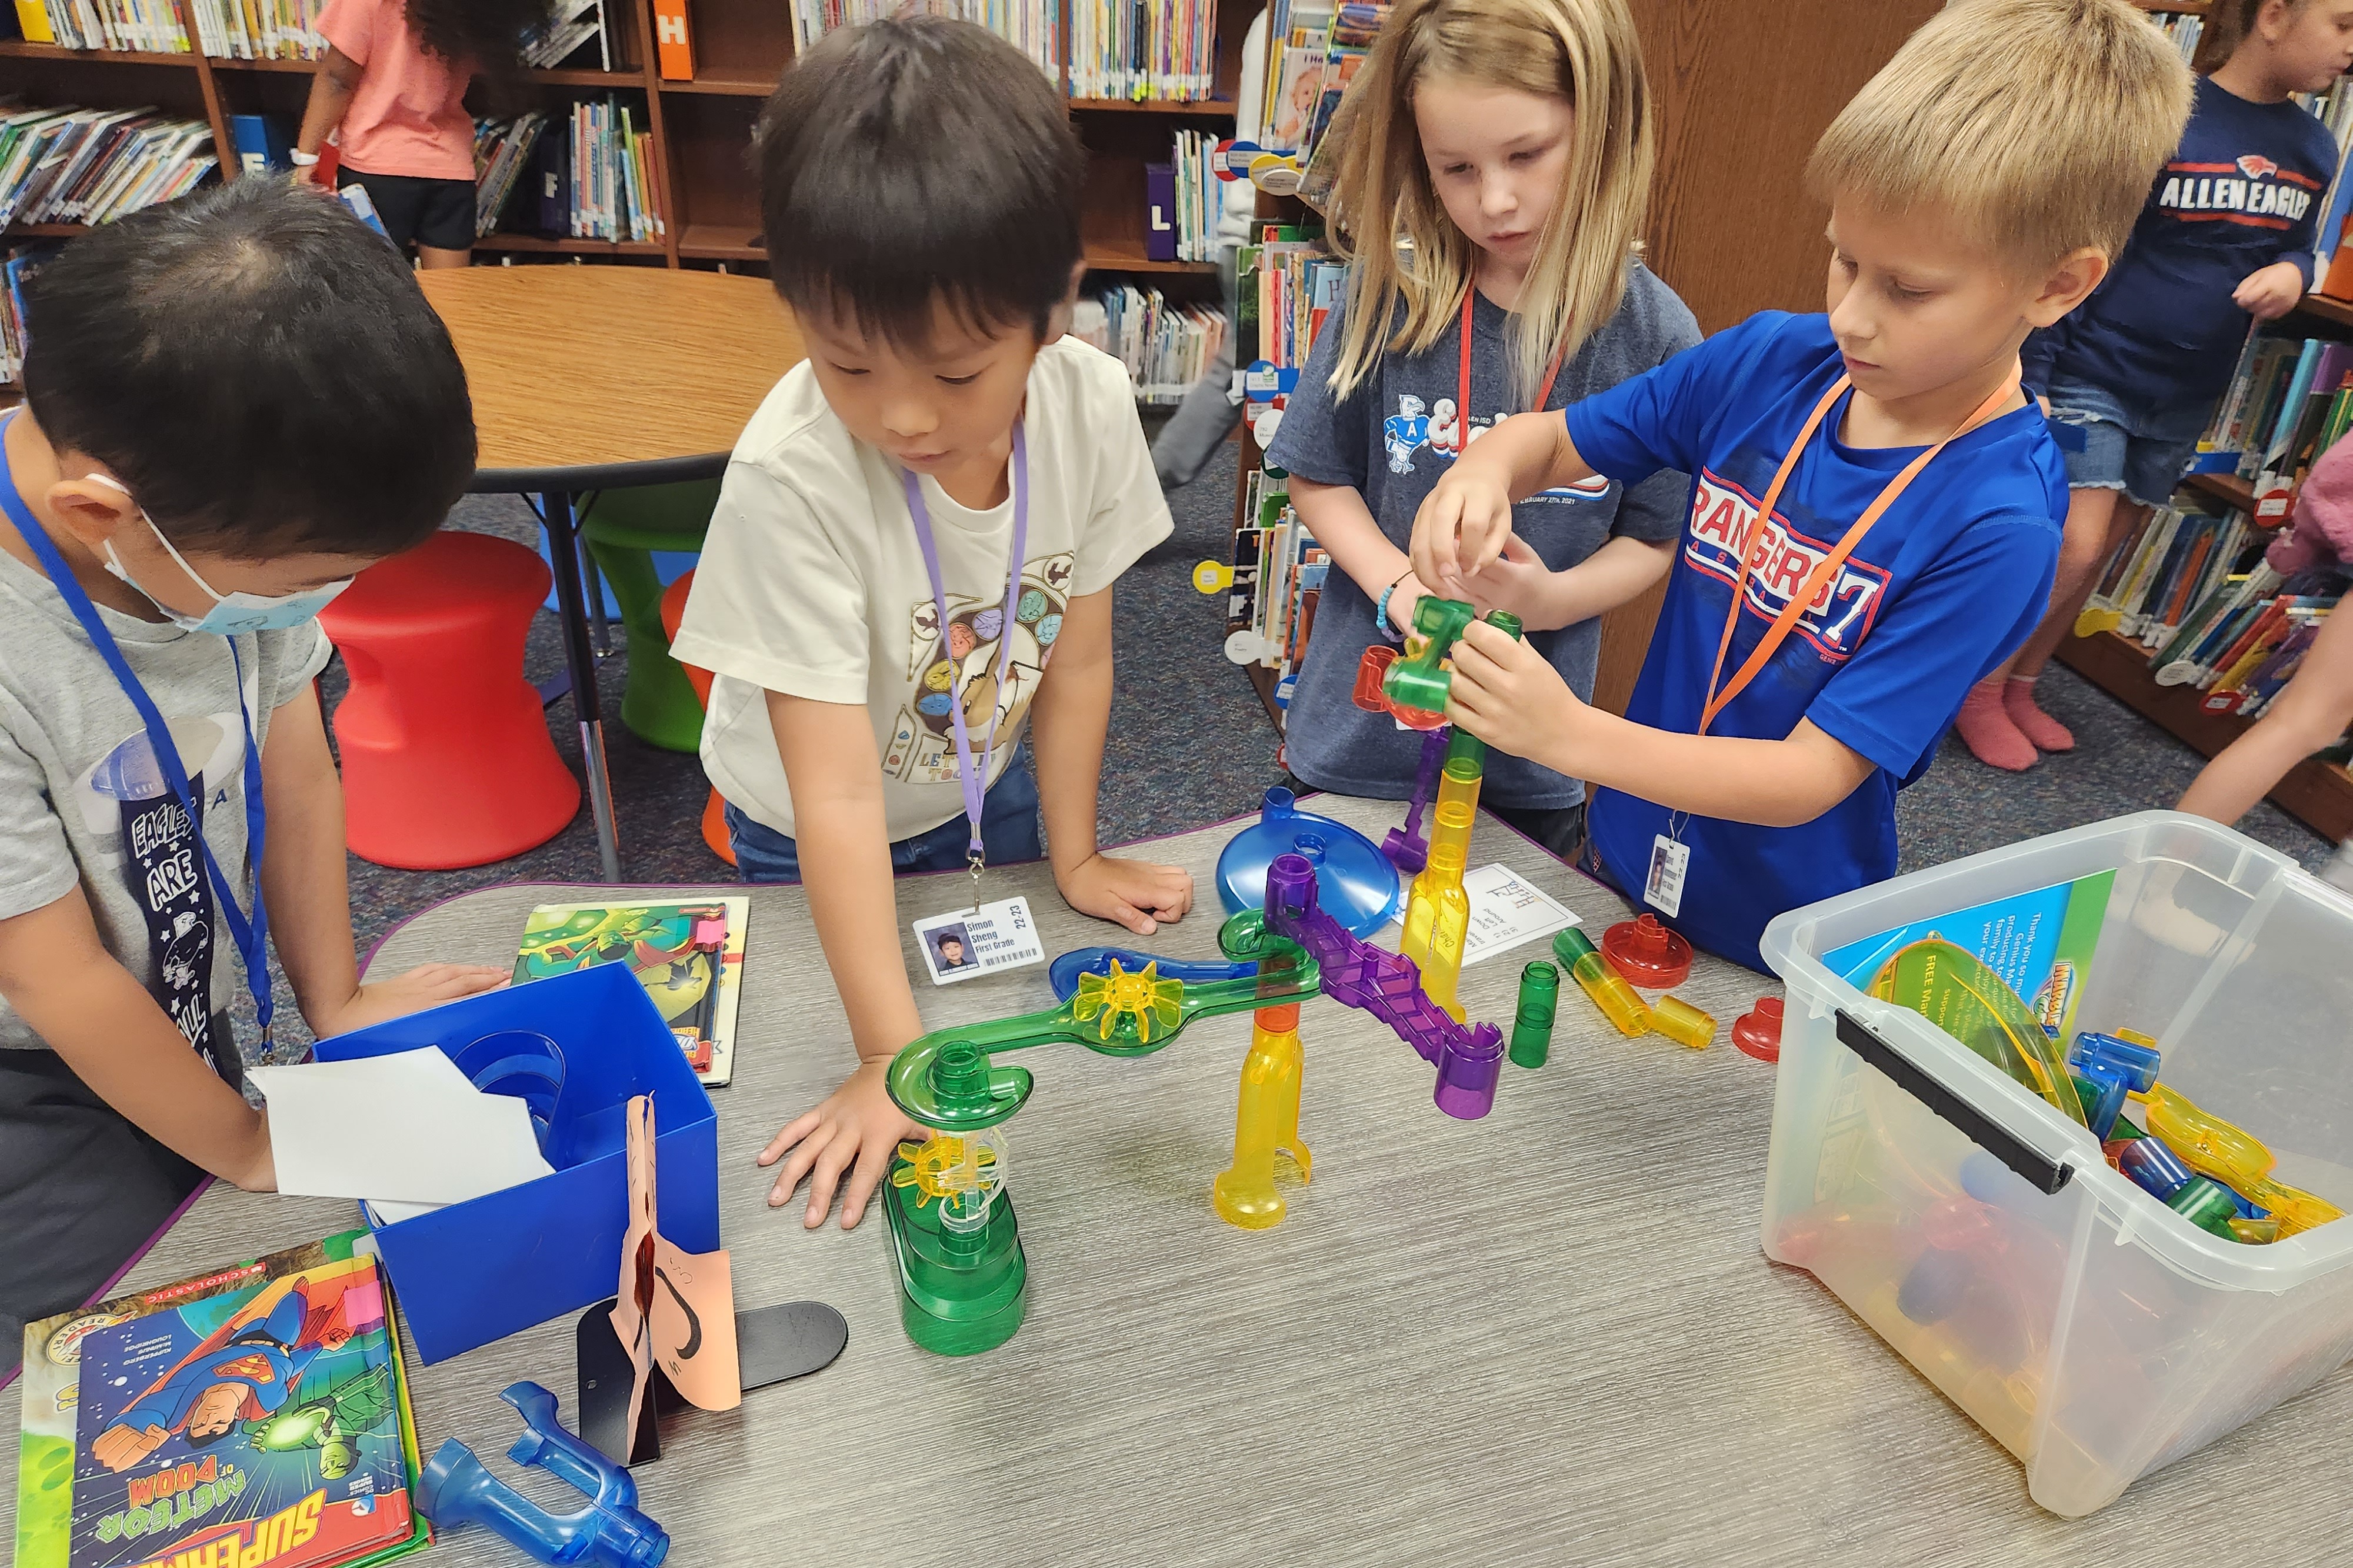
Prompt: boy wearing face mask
<box><xmin>0</xmin><ymin>180</ymin><xmax>508</xmax><ymax>1374</ymax></box>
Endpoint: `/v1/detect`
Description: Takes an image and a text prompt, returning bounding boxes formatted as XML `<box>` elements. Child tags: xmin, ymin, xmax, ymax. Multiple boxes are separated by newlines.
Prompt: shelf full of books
<box><xmin>789</xmin><ymin>0</ymin><xmax>1061</xmax><ymax>79</ymax></box>
<box><xmin>1209</xmin><ymin>219</ymin><xmax>1342</xmax><ymax>726</ymax></box>
<box><xmin>2058</xmin><ymin>494</ymin><xmax>2353</xmax><ymax>838</ymax></box>
<box><xmin>473</xmin><ymin>102</ymin><xmax>662</xmax><ymax>246</ymax></box>
<box><xmin>2192</xmin><ymin>333</ymin><xmax>2353</xmax><ymax>523</ymax></box>
<box><xmin>0</xmin><ymin>102</ymin><xmax>216</xmax><ymax>231</ymax></box>
<box><xmin>1074</xmin><ymin>282</ymin><xmax>1226</xmax><ymax>403</ymax></box>
<box><xmin>13</xmin><ymin>0</ymin><xmax>326</xmax><ymax>58</ymax></box>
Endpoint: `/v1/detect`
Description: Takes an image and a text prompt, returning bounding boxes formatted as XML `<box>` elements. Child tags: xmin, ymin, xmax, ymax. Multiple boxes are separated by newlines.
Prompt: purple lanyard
<box><xmin>902</xmin><ymin>422</ymin><xmax>1029</xmax><ymax>888</ymax></box>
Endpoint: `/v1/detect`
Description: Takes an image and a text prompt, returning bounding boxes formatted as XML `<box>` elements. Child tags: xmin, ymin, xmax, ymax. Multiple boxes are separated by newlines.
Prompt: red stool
<box><xmin>660</xmin><ymin>571</ymin><xmax>735</xmax><ymax>868</ymax></box>
<box><xmin>321</xmin><ymin>531</ymin><xmax>581</xmax><ymax>869</ymax></box>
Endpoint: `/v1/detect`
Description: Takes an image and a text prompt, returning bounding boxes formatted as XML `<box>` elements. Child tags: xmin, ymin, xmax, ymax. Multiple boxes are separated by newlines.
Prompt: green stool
<box><xmin>581</xmin><ymin>479</ymin><xmax>721</xmax><ymax>753</ymax></box>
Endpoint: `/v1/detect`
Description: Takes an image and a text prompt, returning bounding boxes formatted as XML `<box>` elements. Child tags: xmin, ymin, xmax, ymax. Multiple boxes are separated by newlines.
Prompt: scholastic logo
<box><xmin>1684</xmin><ymin>470</ymin><xmax>1891</xmax><ymax>661</ymax></box>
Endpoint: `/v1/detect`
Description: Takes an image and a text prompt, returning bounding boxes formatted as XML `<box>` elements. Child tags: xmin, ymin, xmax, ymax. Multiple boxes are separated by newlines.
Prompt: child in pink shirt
<box><xmin>293</xmin><ymin>0</ymin><xmax>554</xmax><ymax>265</ymax></box>
<box><xmin>2180</xmin><ymin>436</ymin><xmax>2353</xmax><ymax>883</ymax></box>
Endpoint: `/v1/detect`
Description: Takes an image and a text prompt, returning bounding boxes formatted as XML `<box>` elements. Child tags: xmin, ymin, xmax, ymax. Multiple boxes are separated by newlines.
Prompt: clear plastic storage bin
<box><xmin>1759</xmin><ymin>812</ymin><xmax>2353</xmax><ymax>1517</ymax></box>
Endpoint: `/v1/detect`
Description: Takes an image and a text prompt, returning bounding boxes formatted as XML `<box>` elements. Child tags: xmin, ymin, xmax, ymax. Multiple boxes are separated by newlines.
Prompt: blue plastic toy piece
<box><xmin>416</xmin><ymin>1382</ymin><xmax>669</xmax><ymax>1568</ymax></box>
<box><xmin>1048</xmin><ymin>947</ymin><xmax>1259</xmax><ymax>1002</ymax></box>
<box><xmin>1216</xmin><ymin>787</ymin><xmax>1400</xmax><ymax>938</ymax></box>
<box><xmin>2066</xmin><ymin>1031</ymin><xmax>2164</xmax><ymax>1142</ymax></box>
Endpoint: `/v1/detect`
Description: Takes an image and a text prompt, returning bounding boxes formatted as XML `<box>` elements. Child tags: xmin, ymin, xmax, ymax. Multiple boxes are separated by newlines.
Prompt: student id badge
<box><xmin>914</xmin><ymin>897</ymin><xmax>1046</xmax><ymax>986</ymax></box>
<box><xmin>1644</xmin><ymin>833</ymin><xmax>1689</xmax><ymax>920</ymax></box>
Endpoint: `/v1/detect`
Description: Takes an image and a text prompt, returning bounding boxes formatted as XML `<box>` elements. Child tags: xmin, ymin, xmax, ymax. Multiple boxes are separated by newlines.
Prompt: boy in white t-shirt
<box><xmin>672</xmin><ymin>16</ymin><xmax>1195</xmax><ymax>1232</ymax></box>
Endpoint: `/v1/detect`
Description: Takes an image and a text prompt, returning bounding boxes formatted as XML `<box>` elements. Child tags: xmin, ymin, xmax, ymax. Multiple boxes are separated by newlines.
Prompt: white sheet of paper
<box><xmin>1459</xmin><ymin>863</ymin><xmax>1578</xmax><ymax>966</ymax></box>
<box><xmin>253</xmin><ymin>1049</ymin><xmax>555</xmax><ymax>1205</ymax></box>
<box><xmin>364</xmin><ymin>1198</ymin><xmax>444</xmax><ymax>1226</ymax></box>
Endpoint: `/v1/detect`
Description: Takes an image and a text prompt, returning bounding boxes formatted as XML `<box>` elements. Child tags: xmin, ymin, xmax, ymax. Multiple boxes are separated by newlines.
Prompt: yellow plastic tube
<box><xmin>1552</xmin><ymin>928</ymin><xmax>1649</xmax><ymax>1037</ymax></box>
<box><xmin>1212</xmin><ymin>1003</ymin><xmax>1311</xmax><ymax>1229</ymax></box>
<box><xmin>1650</xmin><ymin>993</ymin><xmax>1716</xmax><ymax>1050</ymax></box>
<box><xmin>1400</xmin><ymin>757</ymin><xmax>1479</xmax><ymax>1023</ymax></box>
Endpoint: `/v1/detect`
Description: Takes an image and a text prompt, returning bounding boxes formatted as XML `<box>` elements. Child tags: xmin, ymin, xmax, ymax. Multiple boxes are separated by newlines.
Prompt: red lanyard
<box><xmin>1697</xmin><ymin>369</ymin><xmax>2023</xmax><ymax>736</ymax></box>
<box><xmin>1457</xmin><ymin>286</ymin><xmax>1569</xmax><ymax>431</ymax></box>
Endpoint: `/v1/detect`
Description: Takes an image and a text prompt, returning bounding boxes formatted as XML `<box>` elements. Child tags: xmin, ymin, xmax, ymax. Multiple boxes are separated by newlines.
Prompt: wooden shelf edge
<box><xmin>659</xmin><ymin>74</ymin><xmax>775</xmax><ymax>96</ymax></box>
<box><xmin>203</xmin><ymin>55</ymin><xmax>317</xmax><ymax>73</ymax></box>
<box><xmin>2131</xmin><ymin>0</ymin><xmax>2207</xmax><ymax>13</ymax></box>
<box><xmin>1083</xmin><ymin>252</ymin><xmax>1219</xmax><ymax>275</ymax></box>
<box><xmin>1069</xmin><ymin>97</ymin><xmax>1237</xmax><ymax>115</ymax></box>
<box><xmin>2053</xmin><ymin>628</ymin><xmax>2353</xmax><ymax>840</ymax></box>
<box><xmin>1245</xmin><ymin>662</ymin><xmax>1284</xmax><ymax>731</ymax></box>
<box><xmin>2294</xmin><ymin>291</ymin><xmax>2353</xmax><ymax>331</ymax></box>
<box><xmin>476</xmin><ymin>233</ymin><xmax>666</xmax><ymax>255</ymax></box>
<box><xmin>0</xmin><ymin>39</ymin><xmax>199</xmax><ymax>65</ymax></box>
<box><xmin>2183</xmin><ymin>470</ymin><xmax>2256</xmax><ymax>513</ymax></box>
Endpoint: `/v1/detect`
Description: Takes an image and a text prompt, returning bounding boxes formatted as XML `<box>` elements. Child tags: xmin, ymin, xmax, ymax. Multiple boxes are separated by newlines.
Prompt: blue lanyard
<box><xmin>901</xmin><ymin>422</ymin><xmax>1029</xmax><ymax>889</ymax></box>
<box><xmin>0</xmin><ymin>429</ymin><xmax>274</xmax><ymax>1045</ymax></box>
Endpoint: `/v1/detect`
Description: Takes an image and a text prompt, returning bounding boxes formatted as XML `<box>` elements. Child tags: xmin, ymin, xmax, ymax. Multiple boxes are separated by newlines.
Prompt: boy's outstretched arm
<box><xmin>1445</xmin><ymin>622</ymin><xmax>1875</xmax><ymax>827</ymax></box>
<box><xmin>1026</xmin><ymin>585</ymin><xmax>1192</xmax><ymax>933</ymax></box>
<box><xmin>1411</xmin><ymin>409</ymin><xmax>1599</xmax><ymax>595</ymax></box>
<box><xmin>0</xmin><ymin>892</ymin><xmax>275</xmax><ymax>1190</ymax></box>
<box><xmin>259</xmin><ymin>685</ymin><xmax>508</xmax><ymax>1039</ymax></box>
<box><xmin>759</xmin><ymin>693</ymin><xmax>924</xmax><ymax>1228</ymax></box>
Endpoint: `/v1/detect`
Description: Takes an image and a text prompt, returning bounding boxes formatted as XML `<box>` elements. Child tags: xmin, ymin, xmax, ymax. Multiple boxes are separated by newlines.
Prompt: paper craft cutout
<box><xmin>608</xmin><ymin>1095</ymin><xmax>739</xmax><ymax>1430</ymax></box>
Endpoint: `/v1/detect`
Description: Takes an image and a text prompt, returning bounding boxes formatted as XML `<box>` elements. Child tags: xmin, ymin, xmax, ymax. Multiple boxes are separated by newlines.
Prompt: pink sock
<box><xmin>1955</xmin><ymin>677</ymin><xmax>2037</xmax><ymax>771</ymax></box>
<box><xmin>2004</xmin><ymin>676</ymin><xmax>2074</xmax><ymax>752</ymax></box>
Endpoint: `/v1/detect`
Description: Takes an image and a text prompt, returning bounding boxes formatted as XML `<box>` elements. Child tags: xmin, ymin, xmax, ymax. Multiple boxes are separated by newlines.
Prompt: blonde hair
<box><xmin>1808</xmin><ymin>0</ymin><xmax>2193</xmax><ymax>268</ymax></box>
<box><xmin>1318</xmin><ymin>0</ymin><xmax>1654</xmax><ymax>405</ymax></box>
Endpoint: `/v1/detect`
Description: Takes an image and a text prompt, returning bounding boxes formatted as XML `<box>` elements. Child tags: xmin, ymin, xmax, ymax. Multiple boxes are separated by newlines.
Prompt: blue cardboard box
<box><xmin>315</xmin><ymin>964</ymin><xmax>719</xmax><ymax>1363</ymax></box>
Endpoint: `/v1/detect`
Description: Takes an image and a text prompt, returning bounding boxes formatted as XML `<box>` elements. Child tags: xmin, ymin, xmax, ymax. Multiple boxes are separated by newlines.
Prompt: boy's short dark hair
<box><xmin>23</xmin><ymin>178</ymin><xmax>476</xmax><ymax>558</ymax></box>
<box><xmin>752</xmin><ymin>16</ymin><xmax>1086</xmax><ymax>350</ymax></box>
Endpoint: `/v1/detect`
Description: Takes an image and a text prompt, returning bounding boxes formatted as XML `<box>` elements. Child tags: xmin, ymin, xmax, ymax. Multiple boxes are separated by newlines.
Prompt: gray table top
<box><xmin>9</xmin><ymin>796</ymin><xmax>2351</xmax><ymax>1566</ymax></box>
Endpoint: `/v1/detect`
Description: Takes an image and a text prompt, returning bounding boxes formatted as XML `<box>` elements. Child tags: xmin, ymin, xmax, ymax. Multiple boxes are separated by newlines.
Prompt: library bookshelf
<box><xmin>0</xmin><ymin>0</ymin><xmax>1251</xmax><ymax>281</ymax></box>
<box><xmin>2054</xmin><ymin>289</ymin><xmax>2353</xmax><ymax>840</ymax></box>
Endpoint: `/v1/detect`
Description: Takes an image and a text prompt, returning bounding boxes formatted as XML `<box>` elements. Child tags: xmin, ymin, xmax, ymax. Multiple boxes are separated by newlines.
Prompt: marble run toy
<box><xmin>1552</xmin><ymin>929</ymin><xmax>1649</xmax><ymax>1037</ymax></box>
<box><xmin>2135</xmin><ymin>1080</ymin><xmax>2343</xmax><ymax>1237</ymax></box>
<box><xmin>879</xmin><ymin>856</ymin><xmax>1510</xmax><ymax>1354</ymax></box>
<box><xmin>1399</xmin><ymin>740</ymin><xmax>1484</xmax><ymax>1022</ymax></box>
<box><xmin>1508</xmin><ymin>962</ymin><xmax>1559</xmax><ymax>1068</ymax></box>
<box><xmin>416</xmin><ymin>1382</ymin><xmax>668</xmax><ymax>1568</ymax></box>
<box><xmin>1602</xmin><ymin>915</ymin><xmax>1692</xmax><ymax>989</ymax></box>
<box><xmin>1648</xmin><ymin>994</ymin><xmax>1717</xmax><ymax>1050</ymax></box>
<box><xmin>1354</xmin><ymin>646</ymin><xmax>1450</xmax><ymax>875</ymax></box>
<box><xmin>1217</xmin><ymin>786</ymin><xmax>1401</xmax><ymax>936</ymax></box>
<box><xmin>1384</xmin><ymin>598</ymin><xmax>1478</xmax><ymax>712</ymax></box>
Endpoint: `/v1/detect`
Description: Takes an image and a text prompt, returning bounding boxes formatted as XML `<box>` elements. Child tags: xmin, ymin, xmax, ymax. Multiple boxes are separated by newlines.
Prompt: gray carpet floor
<box><xmin>292</xmin><ymin>434</ymin><xmax>2328</xmax><ymax>1051</ymax></box>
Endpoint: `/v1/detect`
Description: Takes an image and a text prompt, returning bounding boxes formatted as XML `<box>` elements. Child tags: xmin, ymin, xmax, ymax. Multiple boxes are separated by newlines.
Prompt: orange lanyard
<box><xmin>1697</xmin><ymin>369</ymin><xmax>2022</xmax><ymax>736</ymax></box>
<box><xmin>1457</xmin><ymin>286</ymin><xmax>1569</xmax><ymax>432</ymax></box>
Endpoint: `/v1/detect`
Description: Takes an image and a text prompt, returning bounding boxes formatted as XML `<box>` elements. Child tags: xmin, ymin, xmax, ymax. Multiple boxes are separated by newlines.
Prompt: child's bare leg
<box><xmin>2179</xmin><ymin>598</ymin><xmax>2353</xmax><ymax>825</ymax></box>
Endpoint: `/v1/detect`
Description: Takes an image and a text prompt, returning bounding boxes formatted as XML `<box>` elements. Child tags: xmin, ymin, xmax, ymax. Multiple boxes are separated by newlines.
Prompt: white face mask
<box><xmin>86</xmin><ymin>475</ymin><xmax>352</xmax><ymax>636</ymax></box>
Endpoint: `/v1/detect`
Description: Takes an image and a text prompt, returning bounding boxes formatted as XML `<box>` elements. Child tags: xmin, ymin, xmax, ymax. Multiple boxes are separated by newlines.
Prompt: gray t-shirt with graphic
<box><xmin>0</xmin><ymin>546</ymin><xmax>330</xmax><ymax>1066</ymax></box>
<box><xmin>1266</xmin><ymin>262</ymin><xmax>1701</xmax><ymax>808</ymax></box>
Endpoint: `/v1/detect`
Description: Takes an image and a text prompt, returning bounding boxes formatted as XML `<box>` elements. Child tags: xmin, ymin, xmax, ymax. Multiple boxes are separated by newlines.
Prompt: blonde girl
<box><xmin>1264</xmin><ymin>0</ymin><xmax>1699</xmax><ymax>854</ymax></box>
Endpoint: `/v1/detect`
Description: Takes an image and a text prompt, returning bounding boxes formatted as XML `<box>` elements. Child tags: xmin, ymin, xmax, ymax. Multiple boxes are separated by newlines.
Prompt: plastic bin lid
<box><xmin>1217</xmin><ymin>788</ymin><xmax>1400</xmax><ymax>937</ymax></box>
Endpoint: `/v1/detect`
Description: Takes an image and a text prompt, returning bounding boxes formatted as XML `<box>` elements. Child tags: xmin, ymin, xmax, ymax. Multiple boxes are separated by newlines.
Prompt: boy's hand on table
<box><xmin>311</xmin><ymin>963</ymin><xmax>511</xmax><ymax>1040</ymax></box>
<box><xmin>1412</xmin><ymin>464</ymin><xmax>1517</xmax><ymax>597</ymax></box>
<box><xmin>1446</xmin><ymin>619</ymin><xmax>1593</xmax><ymax>769</ymax></box>
<box><xmin>2234</xmin><ymin>261</ymin><xmax>2308</xmax><ymax>322</ymax></box>
<box><xmin>758</xmin><ymin>1059</ymin><xmax>917</xmax><ymax>1229</ymax></box>
<box><xmin>1058</xmin><ymin>852</ymin><xmax>1192</xmax><ymax>936</ymax></box>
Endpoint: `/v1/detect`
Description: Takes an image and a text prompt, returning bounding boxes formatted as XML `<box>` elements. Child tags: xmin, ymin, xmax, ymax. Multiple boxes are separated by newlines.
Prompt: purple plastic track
<box><xmin>1264</xmin><ymin>852</ymin><xmax>1505</xmax><ymax>1119</ymax></box>
<box><xmin>1383</xmin><ymin>729</ymin><xmax>1447</xmax><ymax>875</ymax></box>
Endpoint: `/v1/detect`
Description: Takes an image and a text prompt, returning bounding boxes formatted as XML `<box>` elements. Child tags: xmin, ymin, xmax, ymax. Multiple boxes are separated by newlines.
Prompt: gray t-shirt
<box><xmin>1265</xmin><ymin>262</ymin><xmax>1701</xmax><ymax>808</ymax></box>
<box><xmin>0</xmin><ymin>546</ymin><xmax>329</xmax><ymax>1066</ymax></box>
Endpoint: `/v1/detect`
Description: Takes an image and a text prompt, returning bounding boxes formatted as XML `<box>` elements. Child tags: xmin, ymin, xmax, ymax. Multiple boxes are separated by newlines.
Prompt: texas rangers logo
<box><xmin>1682</xmin><ymin>470</ymin><xmax>1891</xmax><ymax>660</ymax></box>
<box><xmin>2237</xmin><ymin>154</ymin><xmax>2279</xmax><ymax>181</ymax></box>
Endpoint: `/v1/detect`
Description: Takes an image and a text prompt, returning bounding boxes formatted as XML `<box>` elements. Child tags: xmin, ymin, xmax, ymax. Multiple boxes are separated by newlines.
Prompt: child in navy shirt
<box><xmin>1407</xmin><ymin>0</ymin><xmax>2192</xmax><ymax>969</ymax></box>
<box><xmin>1962</xmin><ymin>0</ymin><xmax>2353</xmax><ymax>770</ymax></box>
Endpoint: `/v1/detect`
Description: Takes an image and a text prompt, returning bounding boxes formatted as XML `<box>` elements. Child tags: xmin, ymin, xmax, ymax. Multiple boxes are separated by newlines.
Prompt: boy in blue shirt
<box><xmin>1964</xmin><ymin>0</ymin><xmax>2353</xmax><ymax>769</ymax></box>
<box><xmin>1406</xmin><ymin>0</ymin><xmax>2194</xmax><ymax>969</ymax></box>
